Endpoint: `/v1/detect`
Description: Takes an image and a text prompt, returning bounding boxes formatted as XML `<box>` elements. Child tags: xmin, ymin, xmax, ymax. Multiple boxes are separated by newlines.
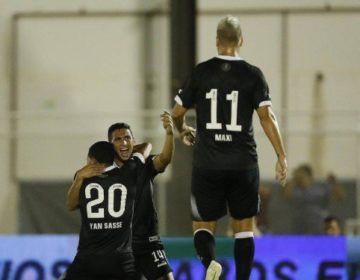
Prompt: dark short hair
<box><xmin>88</xmin><ymin>141</ymin><xmax>115</xmax><ymax>165</ymax></box>
<box><xmin>297</xmin><ymin>164</ymin><xmax>313</xmax><ymax>177</ymax></box>
<box><xmin>107</xmin><ymin>122</ymin><xmax>133</xmax><ymax>142</ymax></box>
<box><xmin>324</xmin><ymin>215</ymin><xmax>341</xmax><ymax>224</ymax></box>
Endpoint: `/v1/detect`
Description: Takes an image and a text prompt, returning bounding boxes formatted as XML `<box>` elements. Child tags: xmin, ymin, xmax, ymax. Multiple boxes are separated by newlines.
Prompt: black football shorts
<box><xmin>61</xmin><ymin>251</ymin><xmax>135</xmax><ymax>280</ymax></box>
<box><xmin>134</xmin><ymin>241</ymin><xmax>172</xmax><ymax>280</ymax></box>
<box><xmin>191</xmin><ymin>166</ymin><xmax>260</xmax><ymax>221</ymax></box>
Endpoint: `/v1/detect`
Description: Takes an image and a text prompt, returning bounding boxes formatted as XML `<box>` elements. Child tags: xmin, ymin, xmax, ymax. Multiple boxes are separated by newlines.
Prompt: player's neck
<box><xmin>217</xmin><ymin>46</ymin><xmax>239</xmax><ymax>57</ymax></box>
<box><xmin>114</xmin><ymin>158</ymin><xmax>124</xmax><ymax>168</ymax></box>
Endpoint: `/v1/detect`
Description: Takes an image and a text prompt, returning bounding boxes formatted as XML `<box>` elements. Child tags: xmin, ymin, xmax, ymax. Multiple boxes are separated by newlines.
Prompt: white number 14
<box><xmin>205</xmin><ymin>89</ymin><xmax>242</xmax><ymax>132</ymax></box>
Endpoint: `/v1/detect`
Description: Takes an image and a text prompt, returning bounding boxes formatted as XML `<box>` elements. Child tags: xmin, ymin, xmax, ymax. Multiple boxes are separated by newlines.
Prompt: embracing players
<box><xmin>65</xmin><ymin>111</ymin><xmax>175</xmax><ymax>280</ymax></box>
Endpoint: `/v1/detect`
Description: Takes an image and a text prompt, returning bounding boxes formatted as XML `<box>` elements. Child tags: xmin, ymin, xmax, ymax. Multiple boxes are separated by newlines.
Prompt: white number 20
<box><xmin>206</xmin><ymin>89</ymin><xmax>242</xmax><ymax>132</ymax></box>
<box><xmin>85</xmin><ymin>183</ymin><xmax>127</xmax><ymax>219</ymax></box>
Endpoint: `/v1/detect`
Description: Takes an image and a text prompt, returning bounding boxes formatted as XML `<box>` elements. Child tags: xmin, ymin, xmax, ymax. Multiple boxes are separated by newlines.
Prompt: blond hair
<box><xmin>217</xmin><ymin>15</ymin><xmax>242</xmax><ymax>47</ymax></box>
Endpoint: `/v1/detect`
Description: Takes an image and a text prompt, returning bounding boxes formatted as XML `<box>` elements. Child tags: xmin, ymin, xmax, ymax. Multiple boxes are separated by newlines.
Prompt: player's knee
<box><xmin>231</xmin><ymin>217</ymin><xmax>255</xmax><ymax>233</ymax></box>
<box><xmin>192</xmin><ymin>221</ymin><xmax>217</xmax><ymax>233</ymax></box>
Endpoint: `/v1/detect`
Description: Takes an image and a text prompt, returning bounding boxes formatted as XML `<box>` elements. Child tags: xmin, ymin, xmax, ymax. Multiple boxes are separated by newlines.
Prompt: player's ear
<box><xmin>238</xmin><ymin>36</ymin><xmax>243</xmax><ymax>47</ymax></box>
<box><xmin>216</xmin><ymin>37</ymin><xmax>220</xmax><ymax>48</ymax></box>
<box><xmin>87</xmin><ymin>157</ymin><xmax>96</xmax><ymax>164</ymax></box>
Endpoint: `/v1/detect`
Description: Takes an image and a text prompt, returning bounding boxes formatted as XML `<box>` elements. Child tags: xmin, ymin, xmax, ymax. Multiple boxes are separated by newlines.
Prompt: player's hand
<box><xmin>161</xmin><ymin>111</ymin><xmax>174</xmax><ymax>135</ymax></box>
<box><xmin>276</xmin><ymin>156</ymin><xmax>287</xmax><ymax>187</ymax></box>
<box><xmin>180</xmin><ymin>126</ymin><xmax>196</xmax><ymax>146</ymax></box>
<box><xmin>76</xmin><ymin>163</ymin><xmax>105</xmax><ymax>180</ymax></box>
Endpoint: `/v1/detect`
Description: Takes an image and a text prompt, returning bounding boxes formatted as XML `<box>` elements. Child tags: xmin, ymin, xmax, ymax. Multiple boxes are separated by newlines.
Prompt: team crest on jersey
<box><xmin>221</xmin><ymin>63</ymin><xmax>231</xmax><ymax>72</ymax></box>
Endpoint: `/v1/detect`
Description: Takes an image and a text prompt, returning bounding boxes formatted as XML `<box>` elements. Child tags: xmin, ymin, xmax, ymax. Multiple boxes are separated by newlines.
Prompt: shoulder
<box><xmin>241</xmin><ymin>61</ymin><xmax>265</xmax><ymax>78</ymax></box>
<box><xmin>131</xmin><ymin>153</ymin><xmax>157</xmax><ymax>172</ymax></box>
<box><xmin>193</xmin><ymin>58</ymin><xmax>218</xmax><ymax>74</ymax></box>
<box><xmin>132</xmin><ymin>153</ymin><xmax>146</xmax><ymax>165</ymax></box>
<box><xmin>199</xmin><ymin>57</ymin><xmax>219</xmax><ymax>68</ymax></box>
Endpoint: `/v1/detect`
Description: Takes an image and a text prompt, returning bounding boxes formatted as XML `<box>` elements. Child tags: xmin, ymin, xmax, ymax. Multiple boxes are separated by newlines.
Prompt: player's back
<box><xmin>178</xmin><ymin>57</ymin><xmax>271</xmax><ymax>170</ymax></box>
<box><xmin>77</xmin><ymin>162</ymin><xmax>137</xmax><ymax>255</ymax></box>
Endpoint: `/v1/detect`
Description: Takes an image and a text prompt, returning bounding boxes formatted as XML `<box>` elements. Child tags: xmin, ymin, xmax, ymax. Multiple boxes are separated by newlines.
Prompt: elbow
<box><xmin>260</xmin><ymin>113</ymin><xmax>275</xmax><ymax>129</ymax></box>
<box><xmin>259</xmin><ymin>118</ymin><xmax>270</xmax><ymax>130</ymax></box>
<box><xmin>259</xmin><ymin>112</ymin><xmax>272</xmax><ymax>123</ymax></box>
<box><xmin>143</xmin><ymin>143</ymin><xmax>153</xmax><ymax>158</ymax></box>
<box><xmin>66</xmin><ymin>200</ymin><xmax>77</xmax><ymax>211</ymax></box>
<box><xmin>157</xmin><ymin>156</ymin><xmax>172</xmax><ymax>172</ymax></box>
<box><xmin>160</xmin><ymin>159</ymin><xmax>172</xmax><ymax>172</ymax></box>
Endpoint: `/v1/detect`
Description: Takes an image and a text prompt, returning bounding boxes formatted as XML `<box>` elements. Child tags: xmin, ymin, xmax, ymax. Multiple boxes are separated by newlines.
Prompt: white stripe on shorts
<box><xmin>191</xmin><ymin>195</ymin><xmax>203</xmax><ymax>221</ymax></box>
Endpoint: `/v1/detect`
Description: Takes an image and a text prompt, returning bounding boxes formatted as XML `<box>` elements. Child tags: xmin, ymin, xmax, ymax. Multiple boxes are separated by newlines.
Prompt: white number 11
<box><xmin>205</xmin><ymin>89</ymin><xmax>242</xmax><ymax>132</ymax></box>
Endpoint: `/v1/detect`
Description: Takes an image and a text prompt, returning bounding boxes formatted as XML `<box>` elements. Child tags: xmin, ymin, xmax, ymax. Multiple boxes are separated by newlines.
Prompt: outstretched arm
<box><xmin>152</xmin><ymin>111</ymin><xmax>175</xmax><ymax>172</ymax></box>
<box><xmin>66</xmin><ymin>163</ymin><xmax>105</xmax><ymax>210</ymax></box>
<box><xmin>257</xmin><ymin>106</ymin><xmax>287</xmax><ymax>186</ymax></box>
<box><xmin>171</xmin><ymin>103</ymin><xmax>196</xmax><ymax>146</ymax></box>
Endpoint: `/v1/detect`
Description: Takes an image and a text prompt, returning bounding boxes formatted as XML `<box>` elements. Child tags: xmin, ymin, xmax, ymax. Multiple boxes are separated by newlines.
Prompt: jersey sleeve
<box><xmin>144</xmin><ymin>156</ymin><xmax>160</xmax><ymax>179</ymax></box>
<box><xmin>174</xmin><ymin>68</ymin><xmax>199</xmax><ymax>109</ymax></box>
<box><xmin>133</xmin><ymin>152</ymin><xmax>145</xmax><ymax>164</ymax></box>
<box><xmin>134</xmin><ymin>154</ymin><xmax>159</xmax><ymax>182</ymax></box>
<box><xmin>253</xmin><ymin>68</ymin><xmax>272</xmax><ymax>109</ymax></box>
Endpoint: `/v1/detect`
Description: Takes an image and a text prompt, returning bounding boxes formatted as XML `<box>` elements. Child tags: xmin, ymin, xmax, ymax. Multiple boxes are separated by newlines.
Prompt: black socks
<box><xmin>234</xmin><ymin>232</ymin><xmax>254</xmax><ymax>280</ymax></box>
<box><xmin>193</xmin><ymin>229</ymin><xmax>215</xmax><ymax>268</ymax></box>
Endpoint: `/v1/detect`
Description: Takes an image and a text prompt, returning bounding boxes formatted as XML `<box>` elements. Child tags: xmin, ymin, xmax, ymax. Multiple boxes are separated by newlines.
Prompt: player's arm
<box><xmin>171</xmin><ymin>103</ymin><xmax>196</xmax><ymax>146</ymax></box>
<box><xmin>66</xmin><ymin>163</ymin><xmax>104</xmax><ymax>211</ymax></box>
<box><xmin>133</xmin><ymin>142</ymin><xmax>152</xmax><ymax>159</ymax></box>
<box><xmin>256</xmin><ymin>105</ymin><xmax>288</xmax><ymax>186</ymax></box>
<box><xmin>152</xmin><ymin>111</ymin><xmax>175</xmax><ymax>172</ymax></box>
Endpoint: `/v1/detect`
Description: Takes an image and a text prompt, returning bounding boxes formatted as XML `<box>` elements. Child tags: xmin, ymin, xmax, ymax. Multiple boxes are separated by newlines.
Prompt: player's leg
<box><xmin>193</xmin><ymin>221</ymin><xmax>222</xmax><ymax>280</ymax></box>
<box><xmin>191</xmin><ymin>167</ymin><xmax>227</xmax><ymax>279</ymax></box>
<box><xmin>193</xmin><ymin>221</ymin><xmax>216</xmax><ymax>268</ymax></box>
<box><xmin>227</xmin><ymin>166</ymin><xmax>260</xmax><ymax>280</ymax></box>
<box><xmin>232</xmin><ymin>217</ymin><xmax>256</xmax><ymax>280</ymax></box>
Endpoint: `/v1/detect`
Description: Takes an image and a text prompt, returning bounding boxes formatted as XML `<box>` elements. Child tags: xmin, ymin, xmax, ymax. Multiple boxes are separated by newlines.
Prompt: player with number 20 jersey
<box><xmin>62</xmin><ymin>142</ymin><xmax>139</xmax><ymax>280</ymax></box>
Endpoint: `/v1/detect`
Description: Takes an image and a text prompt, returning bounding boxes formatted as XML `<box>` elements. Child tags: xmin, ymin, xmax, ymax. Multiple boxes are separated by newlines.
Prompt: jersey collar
<box><xmin>216</xmin><ymin>55</ymin><xmax>243</xmax><ymax>61</ymax></box>
<box><xmin>104</xmin><ymin>165</ymin><xmax>117</xmax><ymax>172</ymax></box>
<box><xmin>112</xmin><ymin>153</ymin><xmax>143</xmax><ymax>169</ymax></box>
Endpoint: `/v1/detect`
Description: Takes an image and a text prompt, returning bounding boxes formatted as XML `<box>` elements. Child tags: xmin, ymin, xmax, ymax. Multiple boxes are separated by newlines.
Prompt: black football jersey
<box><xmin>175</xmin><ymin>56</ymin><xmax>272</xmax><ymax>170</ymax></box>
<box><xmin>132</xmin><ymin>155</ymin><xmax>161</xmax><ymax>253</ymax></box>
<box><xmin>77</xmin><ymin>160</ymin><xmax>138</xmax><ymax>255</ymax></box>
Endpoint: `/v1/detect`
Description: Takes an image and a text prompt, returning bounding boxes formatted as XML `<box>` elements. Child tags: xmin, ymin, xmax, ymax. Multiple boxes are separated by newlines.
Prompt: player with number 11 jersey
<box><xmin>175</xmin><ymin>57</ymin><xmax>272</xmax><ymax>170</ymax></box>
<box><xmin>172</xmin><ymin>16</ymin><xmax>287</xmax><ymax>279</ymax></box>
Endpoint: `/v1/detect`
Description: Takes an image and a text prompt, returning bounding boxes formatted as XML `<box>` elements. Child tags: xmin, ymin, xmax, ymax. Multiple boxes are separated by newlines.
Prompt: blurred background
<box><xmin>1</xmin><ymin>0</ymin><xmax>360</xmax><ymax>238</ymax></box>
